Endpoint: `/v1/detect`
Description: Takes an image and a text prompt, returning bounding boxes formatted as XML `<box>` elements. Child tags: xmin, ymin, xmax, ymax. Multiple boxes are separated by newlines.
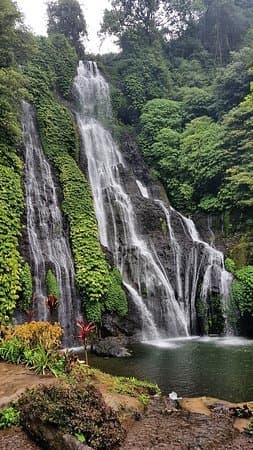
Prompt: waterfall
<box><xmin>73</xmin><ymin>61</ymin><xmax>232</xmax><ymax>339</ymax></box>
<box><xmin>22</xmin><ymin>101</ymin><xmax>79</xmax><ymax>345</ymax></box>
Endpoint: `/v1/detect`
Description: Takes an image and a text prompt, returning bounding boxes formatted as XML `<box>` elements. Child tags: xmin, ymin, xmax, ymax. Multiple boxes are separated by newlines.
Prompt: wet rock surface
<box><xmin>91</xmin><ymin>336</ymin><xmax>131</xmax><ymax>357</ymax></box>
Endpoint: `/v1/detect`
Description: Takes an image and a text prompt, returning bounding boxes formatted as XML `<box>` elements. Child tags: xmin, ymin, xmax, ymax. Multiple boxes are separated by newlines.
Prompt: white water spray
<box><xmin>22</xmin><ymin>101</ymin><xmax>80</xmax><ymax>345</ymax></box>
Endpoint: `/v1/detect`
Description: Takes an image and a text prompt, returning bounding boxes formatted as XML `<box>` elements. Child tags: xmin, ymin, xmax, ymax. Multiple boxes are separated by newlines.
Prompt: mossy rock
<box><xmin>230</xmin><ymin>241</ymin><xmax>251</xmax><ymax>269</ymax></box>
<box><xmin>17</xmin><ymin>382</ymin><xmax>126</xmax><ymax>450</ymax></box>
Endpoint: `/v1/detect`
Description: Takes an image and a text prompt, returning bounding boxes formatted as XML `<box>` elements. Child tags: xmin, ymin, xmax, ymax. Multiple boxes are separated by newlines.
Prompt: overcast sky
<box><xmin>16</xmin><ymin>0</ymin><xmax>118</xmax><ymax>54</ymax></box>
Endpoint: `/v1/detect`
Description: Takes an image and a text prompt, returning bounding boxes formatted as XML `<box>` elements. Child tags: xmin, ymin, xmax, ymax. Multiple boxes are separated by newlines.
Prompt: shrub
<box><xmin>46</xmin><ymin>269</ymin><xmax>60</xmax><ymax>301</ymax></box>
<box><xmin>19</xmin><ymin>262</ymin><xmax>33</xmax><ymax>311</ymax></box>
<box><xmin>232</xmin><ymin>265</ymin><xmax>253</xmax><ymax>316</ymax></box>
<box><xmin>0</xmin><ymin>407</ymin><xmax>20</xmax><ymax>429</ymax></box>
<box><xmin>0</xmin><ymin>337</ymin><xmax>24</xmax><ymax>364</ymax></box>
<box><xmin>17</xmin><ymin>383</ymin><xmax>126</xmax><ymax>449</ymax></box>
<box><xmin>5</xmin><ymin>321</ymin><xmax>63</xmax><ymax>350</ymax></box>
<box><xmin>23</xmin><ymin>343</ymin><xmax>66</xmax><ymax>376</ymax></box>
<box><xmin>225</xmin><ymin>257</ymin><xmax>236</xmax><ymax>274</ymax></box>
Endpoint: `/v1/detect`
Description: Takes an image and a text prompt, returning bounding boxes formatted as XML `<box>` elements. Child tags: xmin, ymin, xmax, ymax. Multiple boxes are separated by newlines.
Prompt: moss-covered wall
<box><xmin>0</xmin><ymin>67</ymin><xmax>34</xmax><ymax>323</ymax></box>
<box><xmin>26</xmin><ymin>35</ymin><xmax>127</xmax><ymax>323</ymax></box>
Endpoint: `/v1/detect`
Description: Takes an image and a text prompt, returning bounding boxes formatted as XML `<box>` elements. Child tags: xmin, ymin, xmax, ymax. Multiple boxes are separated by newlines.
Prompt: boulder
<box><xmin>91</xmin><ymin>336</ymin><xmax>131</xmax><ymax>357</ymax></box>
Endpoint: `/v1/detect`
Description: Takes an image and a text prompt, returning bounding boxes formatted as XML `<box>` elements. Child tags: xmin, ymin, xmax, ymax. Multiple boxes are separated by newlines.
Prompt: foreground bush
<box><xmin>5</xmin><ymin>321</ymin><xmax>63</xmax><ymax>350</ymax></box>
<box><xmin>0</xmin><ymin>321</ymin><xmax>66</xmax><ymax>375</ymax></box>
<box><xmin>0</xmin><ymin>407</ymin><xmax>20</xmax><ymax>429</ymax></box>
<box><xmin>17</xmin><ymin>383</ymin><xmax>126</xmax><ymax>449</ymax></box>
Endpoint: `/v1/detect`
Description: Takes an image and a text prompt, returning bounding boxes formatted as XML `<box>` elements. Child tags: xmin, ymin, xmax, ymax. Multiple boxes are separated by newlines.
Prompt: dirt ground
<box><xmin>121</xmin><ymin>397</ymin><xmax>253</xmax><ymax>450</ymax></box>
<box><xmin>0</xmin><ymin>363</ymin><xmax>252</xmax><ymax>450</ymax></box>
<box><xmin>0</xmin><ymin>427</ymin><xmax>40</xmax><ymax>450</ymax></box>
<box><xmin>0</xmin><ymin>398</ymin><xmax>252</xmax><ymax>450</ymax></box>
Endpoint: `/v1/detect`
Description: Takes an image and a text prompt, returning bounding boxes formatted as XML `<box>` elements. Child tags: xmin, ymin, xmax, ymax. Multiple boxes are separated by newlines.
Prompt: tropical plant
<box><xmin>23</xmin><ymin>343</ymin><xmax>66</xmax><ymax>376</ymax></box>
<box><xmin>0</xmin><ymin>337</ymin><xmax>24</xmax><ymax>364</ymax></box>
<box><xmin>5</xmin><ymin>321</ymin><xmax>63</xmax><ymax>351</ymax></box>
<box><xmin>0</xmin><ymin>407</ymin><xmax>20</xmax><ymax>429</ymax></box>
<box><xmin>77</xmin><ymin>320</ymin><xmax>96</xmax><ymax>365</ymax></box>
<box><xmin>46</xmin><ymin>269</ymin><xmax>60</xmax><ymax>302</ymax></box>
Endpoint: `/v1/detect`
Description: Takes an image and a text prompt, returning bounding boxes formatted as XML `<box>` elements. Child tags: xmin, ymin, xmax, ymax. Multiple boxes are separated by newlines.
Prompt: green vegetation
<box><xmin>0</xmin><ymin>0</ymin><xmax>34</xmax><ymax>68</ymax></box>
<box><xmin>0</xmin><ymin>407</ymin><xmax>20</xmax><ymax>429</ymax></box>
<box><xmin>26</xmin><ymin>34</ymin><xmax>127</xmax><ymax>323</ymax></box>
<box><xmin>232</xmin><ymin>265</ymin><xmax>253</xmax><ymax>317</ymax></box>
<box><xmin>46</xmin><ymin>269</ymin><xmax>60</xmax><ymax>301</ymax></box>
<box><xmin>0</xmin><ymin>322</ymin><xmax>65</xmax><ymax>375</ymax></box>
<box><xmin>19</xmin><ymin>262</ymin><xmax>33</xmax><ymax>311</ymax></box>
<box><xmin>0</xmin><ymin>1</ymin><xmax>36</xmax><ymax>323</ymax></box>
<box><xmin>17</xmin><ymin>383</ymin><xmax>126</xmax><ymax>449</ymax></box>
<box><xmin>47</xmin><ymin>0</ymin><xmax>87</xmax><ymax>56</ymax></box>
<box><xmin>0</xmin><ymin>165</ymin><xmax>24</xmax><ymax>323</ymax></box>
<box><xmin>112</xmin><ymin>375</ymin><xmax>161</xmax><ymax>402</ymax></box>
<box><xmin>101</xmin><ymin>0</ymin><xmax>253</xmax><ymax>221</ymax></box>
<box><xmin>248</xmin><ymin>418</ymin><xmax>253</xmax><ymax>435</ymax></box>
<box><xmin>72</xmin><ymin>364</ymin><xmax>161</xmax><ymax>400</ymax></box>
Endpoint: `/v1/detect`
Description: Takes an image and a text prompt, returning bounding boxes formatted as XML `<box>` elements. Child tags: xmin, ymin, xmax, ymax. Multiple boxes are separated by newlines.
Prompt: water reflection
<box><xmin>89</xmin><ymin>338</ymin><xmax>253</xmax><ymax>402</ymax></box>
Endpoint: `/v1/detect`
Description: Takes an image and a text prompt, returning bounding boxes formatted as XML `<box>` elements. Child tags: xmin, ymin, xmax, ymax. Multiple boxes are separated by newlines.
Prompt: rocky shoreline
<box><xmin>0</xmin><ymin>362</ymin><xmax>252</xmax><ymax>450</ymax></box>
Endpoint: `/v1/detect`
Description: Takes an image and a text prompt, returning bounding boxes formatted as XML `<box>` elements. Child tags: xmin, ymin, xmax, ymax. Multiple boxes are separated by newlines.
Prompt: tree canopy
<box><xmin>0</xmin><ymin>0</ymin><xmax>34</xmax><ymax>67</ymax></box>
<box><xmin>47</xmin><ymin>0</ymin><xmax>87</xmax><ymax>56</ymax></box>
<box><xmin>101</xmin><ymin>0</ymin><xmax>203</xmax><ymax>48</ymax></box>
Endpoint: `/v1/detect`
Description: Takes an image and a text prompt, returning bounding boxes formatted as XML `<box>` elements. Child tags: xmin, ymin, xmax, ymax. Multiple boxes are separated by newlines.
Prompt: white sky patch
<box><xmin>16</xmin><ymin>0</ymin><xmax>119</xmax><ymax>54</ymax></box>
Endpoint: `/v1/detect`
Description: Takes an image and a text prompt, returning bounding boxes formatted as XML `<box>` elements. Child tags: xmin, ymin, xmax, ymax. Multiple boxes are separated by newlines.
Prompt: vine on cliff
<box><xmin>0</xmin><ymin>68</ymin><xmax>30</xmax><ymax>323</ymax></box>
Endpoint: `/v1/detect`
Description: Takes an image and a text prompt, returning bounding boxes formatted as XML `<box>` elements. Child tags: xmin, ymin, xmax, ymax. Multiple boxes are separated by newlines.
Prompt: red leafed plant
<box><xmin>77</xmin><ymin>320</ymin><xmax>96</xmax><ymax>365</ymax></box>
<box><xmin>47</xmin><ymin>294</ymin><xmax>58</xmax><ymax>315</ymax></box>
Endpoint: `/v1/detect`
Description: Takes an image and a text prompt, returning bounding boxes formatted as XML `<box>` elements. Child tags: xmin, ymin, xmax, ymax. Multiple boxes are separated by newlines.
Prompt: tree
<box><xmin>0</xmin><ymin>0</ymin><xmax>34</xmax><ymax>67</ymax></box>
<box><xmin>218</xmin><ymin>86</ymin><xmax>253</xmax><ymax>210</ymax></box>
<box><xmin>198</xmin><ymin>0</ymin><xmax>252</xmax><ymax>63</ymax></box>
<box><xmin>162</xmin><ymin>0</ymin><xmax>204</xmax><ymax>37</ymax></box>
<box><xmin>47</xmin><ymin>0</ymin><xmax>87</xmax><ymax>56</ymax></box>
<box><xmin>180</xmin><ymin>86</ymin><xmax>213</xmax><ymax>122</ymax></box>
<box><xmin>140</xmin><ymin>98</ymin><xmax>182</xmax><ymax>147</ymax></box>
<box><xmin>139</xmin><ymin>99</ymin><xmax>193</xmax><ymax>209</ymax></box>
<box><xmin>104</xmin><ymin>41</ymin><xmax>172</xmax><ymax>123</ymax></box>
<box><xmin>212</xmin><ymin>43</ymin><xmax>253</xmax><ymax>117</ymax></box>
<box><xmin>101</xmin><ymin>0</ymin><xmax>203</xmax><ymax>49</ymax></box>
<box><xmin>102</xmin><ymin>0</ymin><xmax>163</xmax><ymax>47</ymax></box>
<box><xmin>180</xmin><ymin>117</ymin><xmax>226</xmax><ymax>201</ymax></box>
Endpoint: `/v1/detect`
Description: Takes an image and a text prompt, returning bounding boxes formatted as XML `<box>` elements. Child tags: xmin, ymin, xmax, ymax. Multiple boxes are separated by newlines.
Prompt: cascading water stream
<box><xmin>22</xmin><ymin>101</ymin><xmax>79</xmax><ymax>345</ymax></box>
<box><xmin>178</xmin><ymin>211</ymin><xmax>233</xmax><ymax>332</ymax></box>
<box><xmin>73</xmin><ymin>61</ymin><xmax>232</xmax><ymax>340</ymax></box>
<box><xmin>74</xmin><ymin>62</ymin><xmax>188</xmax><ymax>339</ymax></box>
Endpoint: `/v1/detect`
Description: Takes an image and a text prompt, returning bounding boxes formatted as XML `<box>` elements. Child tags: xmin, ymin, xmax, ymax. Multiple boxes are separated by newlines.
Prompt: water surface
<box><xmin>89</xmin><ymin>337</ymin><xmax>253</xmax><ymax>402</ymax></box>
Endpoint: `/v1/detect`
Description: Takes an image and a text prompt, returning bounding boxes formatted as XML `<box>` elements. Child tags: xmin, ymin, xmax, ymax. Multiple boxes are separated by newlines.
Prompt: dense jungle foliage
<box><xmin>0</xmin><ymin>0</ymin><xmax>34</xmax><ymax>323</ymax></box>
<box><xmin>99</xmin><ymin>0</ymin><xmax>253</xmax><ymax>323</ymax></box>
<box><xmin>0</xmin><ymin>0</ymin><xmax>127</xmax><ymax>324</ymax></box>
<box><xmin>26</xmin><ymin>34</ymin><xmax>127</xmax><ymax>323</ymax></box>
<box><xmin>0</xmin><ymin>0</ymin><xmax>253</xmax><ymax>328</ymax></box>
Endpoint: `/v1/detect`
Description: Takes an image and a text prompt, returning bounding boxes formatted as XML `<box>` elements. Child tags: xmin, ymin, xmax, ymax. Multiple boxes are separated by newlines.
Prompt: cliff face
<box><xmin>89</xmin><ymin>129</ymin><xmax>230</xmax><ymax>338</ymax></box>
<box><xmin>18</xmin><ymin>51</ymin><xmax>232</xmax><ymax>341</ymax></box>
